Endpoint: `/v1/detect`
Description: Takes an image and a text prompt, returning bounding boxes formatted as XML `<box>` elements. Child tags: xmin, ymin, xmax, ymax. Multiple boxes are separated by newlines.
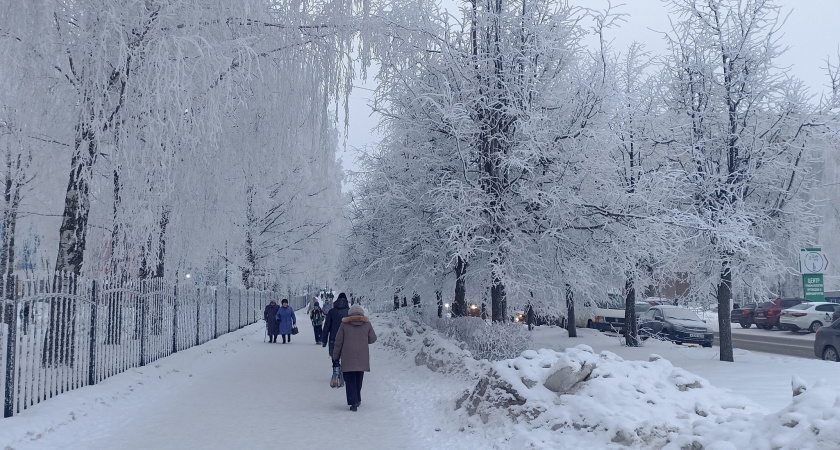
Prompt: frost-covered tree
<box><xmin>661</xmin><ymin>0</ymin><xmax>831</xmax><ymax>361</ymax></box>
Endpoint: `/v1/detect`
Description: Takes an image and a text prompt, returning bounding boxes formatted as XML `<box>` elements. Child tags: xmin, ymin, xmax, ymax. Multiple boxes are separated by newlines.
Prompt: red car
<box><xmin>753</xmin><ymin>298</ymin><xmax>809</xmax><ymax>330</ymax></box>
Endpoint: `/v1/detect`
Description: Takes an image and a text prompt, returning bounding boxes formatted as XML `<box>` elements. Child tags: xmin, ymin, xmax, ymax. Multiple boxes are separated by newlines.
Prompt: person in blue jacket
<box><xmin>275</xmin><ymin>299</ymin><xmax>297</xmax><ymax>344</ymax></box>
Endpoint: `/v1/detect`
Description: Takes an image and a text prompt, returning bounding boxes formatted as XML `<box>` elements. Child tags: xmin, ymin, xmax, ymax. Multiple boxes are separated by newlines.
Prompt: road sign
<box><xmin>800</xmin><ymin>248</ymin><xmax>829</xmax><ymax>274</ymax></box>
<box><xmin>801</xmin><ymin>248</ymin><xmax>828</xmax><ymax>301</ymax></box>
<box><xmin>803</xmin><ymin>274</ymin><xmax>825</xmax><ymax>302</ymax></box>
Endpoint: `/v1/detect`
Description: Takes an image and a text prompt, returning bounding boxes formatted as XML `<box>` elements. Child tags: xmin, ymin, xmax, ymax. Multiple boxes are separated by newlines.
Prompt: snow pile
<box><xmin>453</xmin><ymin>345</ymin><xmax>840</xmax><ymax>449</ymax></box>
<box><xmin>374</xmin><ymin>312</ymin><xmax>486</xmax><ymax>376</ymax></box>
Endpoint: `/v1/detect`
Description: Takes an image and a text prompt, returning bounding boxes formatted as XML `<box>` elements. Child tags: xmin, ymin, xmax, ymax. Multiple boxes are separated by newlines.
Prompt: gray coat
<box><xmin>333</xmin><ymin>315</ymin><xmax>377</xmax><ymax>372</ymax></box>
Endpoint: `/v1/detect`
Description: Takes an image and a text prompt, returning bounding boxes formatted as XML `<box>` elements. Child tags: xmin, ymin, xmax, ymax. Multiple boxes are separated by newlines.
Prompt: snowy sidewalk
<box><xmin>2</xmin><ymin>310</ymin><xmax>426</xmax><ymax>450</ymax></box>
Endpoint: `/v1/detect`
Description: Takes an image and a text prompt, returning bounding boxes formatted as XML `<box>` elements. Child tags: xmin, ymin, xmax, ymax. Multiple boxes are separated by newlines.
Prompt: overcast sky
<box><xmin>339</xmin><ymin>0</ymin><xmax>840</xmax><ymax>172</ymax></box>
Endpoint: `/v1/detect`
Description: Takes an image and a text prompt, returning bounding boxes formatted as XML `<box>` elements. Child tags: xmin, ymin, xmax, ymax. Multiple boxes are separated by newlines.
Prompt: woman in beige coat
<box><xmin>332</xmin><ymin>304</ymin><xmax>377</xmax><ymax>411</ymax></box>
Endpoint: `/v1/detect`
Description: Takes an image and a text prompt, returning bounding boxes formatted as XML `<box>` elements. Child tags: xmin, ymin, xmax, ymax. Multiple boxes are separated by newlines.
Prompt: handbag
<box><xmin>291</xmin><ymin>325</ymin><xmax>299</xmax><ymax>335</ymax></box>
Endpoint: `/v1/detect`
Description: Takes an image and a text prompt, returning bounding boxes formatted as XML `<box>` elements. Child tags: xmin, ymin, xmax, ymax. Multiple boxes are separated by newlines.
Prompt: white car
<box><xmin>779</xmin><ymin>302</ymin><xmax>837</xmax><ymax>333</ymax></box>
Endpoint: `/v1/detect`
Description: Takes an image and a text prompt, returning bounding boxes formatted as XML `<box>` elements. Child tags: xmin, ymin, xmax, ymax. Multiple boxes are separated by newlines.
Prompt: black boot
<box><xmin>282</xmin><ymin>336</ymin><xmax>286</xmax><ymax>344</ymax></box>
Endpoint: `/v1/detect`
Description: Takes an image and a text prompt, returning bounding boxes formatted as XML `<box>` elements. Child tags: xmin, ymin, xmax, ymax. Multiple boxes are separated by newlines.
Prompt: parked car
<box><xmin>730</xmin><ymin>303</ymin><xmax>758</xmax><ymax>328</ymax></box>
<box><xmin>779</xmin><ymin>302</ymin><xmax>837</xmax><ymax>333</ymax></box>
<box><xmin>753</xmin><ymin>298</ymin><xmax>809</xmax><ymax>330</ymax></box>
<box><xmin>588</xmin><ymin>294</ymin><xmax>651</xmax><ymax>332</ymax></box>
<box><xmin>639</xmin><ymin>305</ymin><xmax>714</xmax><ymax>348</ymax></box>
<box><xmin>813</xmin><ymin>319</ymin><xmax>840</xmax><ymax>361</ymax></box>
<box><xmin>833</xmin><ymin>305</ymin><xmax>840</xmax><ymax>323</ymax></box>
<box><xmin>644</xmin><ymin>297</ymin><xmax>674</xmax><ymax>306</ymax></box>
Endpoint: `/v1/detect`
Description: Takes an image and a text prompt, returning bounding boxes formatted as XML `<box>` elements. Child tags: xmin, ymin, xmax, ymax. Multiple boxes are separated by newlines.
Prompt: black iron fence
<box><xmin>1</xmin><ymin>273</ymin><xmax>277</xmax><ymax>418</ymax></box>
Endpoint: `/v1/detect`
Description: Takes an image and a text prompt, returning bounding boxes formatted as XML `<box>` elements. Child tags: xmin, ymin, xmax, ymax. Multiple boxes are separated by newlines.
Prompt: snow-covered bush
<box><xmin>424</xmin><ymin>315</ymin><xmax>531</xmax><ymax>362</ymax></box>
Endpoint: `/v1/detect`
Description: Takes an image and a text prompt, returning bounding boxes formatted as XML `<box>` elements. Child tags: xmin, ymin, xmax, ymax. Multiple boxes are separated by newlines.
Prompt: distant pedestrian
<box><xmin>306</xmin><ymin>296</ymin><xmax>318</xmax><ymax>314</ymax></box>
<box><xmin>310</xmin><ymin>300</ymin><xmax>325</xmax><ymax>345</ymax></box>
<box><xmin>332</xmin><ymin>304</ymin><xmax>377</xmax><ymax>411</ymax></box>
<box><xmin>322</xmin><ymin>292</ymin><xmax>350</xmax><ymax>368</ymax></box>
<box><xmin>526</xmin><ymin>304</ymin><xmax>535</xmax><ymax>331</ymax></box>
<box><xmin>321</xmin><ymin>293</ymin><xmax>332</xmax><ymax>315</ymax></box>
<box><xmin>264</xmin><ymin>301</ymin><xmax>280</xmax><ymax>343</ymax></box>
<box><xmin>275</xmin><ymin>299</ymin><xmax>297</xmax><ymax>344</ymax></box>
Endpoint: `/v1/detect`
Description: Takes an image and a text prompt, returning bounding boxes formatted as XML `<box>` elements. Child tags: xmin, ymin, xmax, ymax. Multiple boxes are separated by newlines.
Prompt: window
<box><xmin>781</xmin><ymin>300</ymin><xmax>804</xmax><ymax>308</ymax></box>
<box><xmin>816</xmin><ymin>304</ymin><xmax>836</xmax><ymax>312</ymax></box>
<box><xmin>664</xmin><ymin>308</ymin><xmax>702</xmax><ymax>321</ymax></box>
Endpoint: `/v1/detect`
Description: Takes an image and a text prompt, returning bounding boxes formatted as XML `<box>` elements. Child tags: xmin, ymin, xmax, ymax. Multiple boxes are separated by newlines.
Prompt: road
<box><xmin>714</xmin><ymin>327</ymin><xmax>816</xmax><ymax>359</ymax></box>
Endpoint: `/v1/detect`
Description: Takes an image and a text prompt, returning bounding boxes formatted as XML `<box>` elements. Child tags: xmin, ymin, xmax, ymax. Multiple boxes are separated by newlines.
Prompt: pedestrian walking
<box><xmin>264</xmin><ymin>300</ymin><xmax>280</xmax><ymax>343</ymax></box>
<box><xmin>275</xmin><ymin>299</ymin><xmax>297</xmax><ymax>344</ymax></box>
<box><xmin>332</xmin><ymin>304</ymin><xmax>377</xmax><ymax>411</ymax></box>
<box><xmin>306</xmin><ymin>296</ymin><xmax>318</xmax><ymax>314</ymax></box>
<box><xmin>310</xmin><ymin>300</ymin><xmax>325</xmax><ymax>344</ymax></box>
<box><xmin>526</xmin><ymin>304</ymin><xmax>535</xmax><ymax>331</ymax></box>
<box><xmin>322</xmin><ymin>292</ymin><xmax>350</xmax><ymax>379</ymax></box>
<box><xmin>321</xmin><ymin>293</ymin><xmax>332</xmax><ymax>315</ymax></box>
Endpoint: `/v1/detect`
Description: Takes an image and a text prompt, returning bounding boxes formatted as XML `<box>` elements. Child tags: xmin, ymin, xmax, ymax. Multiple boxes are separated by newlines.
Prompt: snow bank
<box><xmin>454</xmin><ymin>345</ymin><xmax>840</xmax><ymax>449</ymax></box>
<box><xmin>376</xmin><ymin>314</ymin><xmax>840</xmax><ymax>449</ymax></box>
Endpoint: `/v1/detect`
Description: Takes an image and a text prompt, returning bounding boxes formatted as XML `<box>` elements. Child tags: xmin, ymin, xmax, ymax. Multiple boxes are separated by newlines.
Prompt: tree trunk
<box><xmin>717</xmin><ymin>262</ymin><xmax>734</xmax><ymax>362</ymax></box>
<box><xmin>436</xmin><ymin>290</ymin><xmax>443</xmax><ymax>318</ymax></box>
<box><xmin>155</xmin><ymin>208</ymin><xmax>170</xmax><ymax>278</ymax></box>
<box><xmin>55</xmin><ymin>118</ymin><xmax>97</xmax><ymax>275</ymax></box>
<box><xmin>490</xmin><ymin>273</ymin><xmax>506</xmax><ymax>322</ymax></box>
<box><xmin>106</xmin><ymin>169</ymin><xmax>123</xmax><ymax>344</ymax></box>
<box><xmin>566</xmin><ymin>285</ymin><xmax>577</xmax><ymax>337</ymax></box>
<box><xmin>46</xmin><ymin>116</ymin><xmax>98</xmax><ymax>365</ymax></box>
<box><xmin>453</xmin><ymin>256</ymin><xmax>468</xmax><ymax>317</ymax></box>
<box><xmin>623</xmin><ymin>276</ymin><xmax>640</xmax><ymax>346</ymax></box>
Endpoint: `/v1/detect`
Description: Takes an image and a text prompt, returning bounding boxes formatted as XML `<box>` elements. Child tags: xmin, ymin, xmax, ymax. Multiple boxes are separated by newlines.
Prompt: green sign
<box><xmin>800</xmin><ymin>248</ymin><xmax>828</xmax><ymax>302</ymax></box>
<box><xmin>803</xmin><ymin>273</ymin><xmax>825</xmax><ymax>302</ymax></box>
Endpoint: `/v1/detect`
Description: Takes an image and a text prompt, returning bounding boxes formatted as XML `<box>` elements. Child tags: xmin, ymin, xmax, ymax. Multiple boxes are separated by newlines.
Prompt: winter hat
<box><xmin>314</xmin><ymin>301</ymin><xmax>320</xmax><ymax>307</ymax></box>
<box><xmin>337</xmin><ymin>292</ymin><xmax>347</xmax><ymax>301</ymax></box>
<box><xmin>348</xmin><ymin>304</ymin><xmax>365</xmax><ymax>317</ymax></box>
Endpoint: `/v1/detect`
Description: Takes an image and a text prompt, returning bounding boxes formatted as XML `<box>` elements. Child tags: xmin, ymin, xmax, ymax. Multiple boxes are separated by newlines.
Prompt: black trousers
<box><xmin>313</xmin><ymin>324</ymin><xmax>323</xmax><ymax>342</ymax></box>
<box><xmin>343</xmin><ymin>371</ymin><xmax>364</xmax><ymax>406</ymax></box>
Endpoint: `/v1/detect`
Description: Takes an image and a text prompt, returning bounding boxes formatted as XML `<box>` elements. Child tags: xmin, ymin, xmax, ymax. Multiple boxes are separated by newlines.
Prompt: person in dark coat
<box><xmin>322</xmin><ymin>292</ymin><xmax>349</xmax><ymax>367</ymax></box>
<box><xmin>275</xmin><ymin>299</ymin><xmax>297</xmax><ymax>344</ymax></box>
<box><xmin>333</xmin><ymin>304</ymin><xmax>377</xmax><ymax>411</ymax></box>
<box><xmin>526</xmin><ymin>304</ymin><xmax>535</xmax><ymax>331</ymax></box>
<box><xmin>264</xmin><ymin>301</ymin><xmax>280</xmax><ymax>343</ymax></box>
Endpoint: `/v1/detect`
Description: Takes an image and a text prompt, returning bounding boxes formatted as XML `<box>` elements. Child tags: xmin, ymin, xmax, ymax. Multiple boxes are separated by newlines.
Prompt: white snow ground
<box><xmin>2</xmin><ymin>308</ymin><xmax>839</xmax><ymax>449</ymax></box>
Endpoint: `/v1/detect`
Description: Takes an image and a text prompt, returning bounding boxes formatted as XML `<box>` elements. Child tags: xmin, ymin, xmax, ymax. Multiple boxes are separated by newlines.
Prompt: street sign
<box><xmin>801</xmin><ymin>248</ymin><xmax>829</xmax><ymax>302</ymax></box>
<box><xmin>800</xmin><ymin>249</ymin><xmax>829</xmax><ymax>274</ymax></box>
<box><xmin>803</xmin><ymin>274</ymin><xmax>825</xmax><ymax>302</ymax></box>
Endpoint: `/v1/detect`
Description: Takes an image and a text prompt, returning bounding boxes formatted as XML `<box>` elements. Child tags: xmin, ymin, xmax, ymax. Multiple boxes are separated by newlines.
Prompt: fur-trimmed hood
<box><xmin>342</xmin><ymin>315</ymin><xmax>369</xmax><ymax>325</ymax></box>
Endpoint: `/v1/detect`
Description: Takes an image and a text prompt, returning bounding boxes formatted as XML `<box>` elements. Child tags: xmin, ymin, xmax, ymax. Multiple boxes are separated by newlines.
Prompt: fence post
<box><xmin>88</xmin><ymin>280</ymin><xmax>98</xmax><ymax>386</ymax></box>
<box><xmin>214</xmin><ymin>288</ymin><xmax>218</xmax><ymax>338</ymax></box>
<box><xmin>172</xmin><ymin>280</ymin><xmax>178</xmax><ymax>353</ymax></box>
<box><xmin>195</xmin><ymin>285</ymin><xmax>201</xmax><ymax>346</ymax></box>
<box><xmin>238</xmin><ymin>288</ymin><xmax>242</xmax><ymax>330</ymax></box>
<box><xmin>139</xmin><ymin>281</ymin><xmax>147</xmax><ymax>367</ymax></box>
<box><xmin>4</xmin><ymin>275</ymin><xmax>18</xmax><ymax>418</ymax></box>
<box><xmin>227</xmin><ymin>287</ymin><xmax>231</xmax><ymax>334</ymax></box>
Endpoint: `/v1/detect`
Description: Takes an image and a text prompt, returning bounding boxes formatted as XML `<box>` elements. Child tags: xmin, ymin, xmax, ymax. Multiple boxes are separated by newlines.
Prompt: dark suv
<box><xmin>754</xmin><ymin>298</ymin><xmax>809</xmax><ymax>330</ymax></box>
<box><xmin>730</xmin><ymin>303</ymin><xmax>758</xmax><ymax>328</ymax></box>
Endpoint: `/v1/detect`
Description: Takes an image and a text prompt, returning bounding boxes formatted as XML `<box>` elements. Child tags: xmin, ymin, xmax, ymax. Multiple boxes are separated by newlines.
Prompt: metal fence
<box><xmin>1</xmin><ymin>273</ymin><xmax>277</xmax><ymax>418</ymax></box>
